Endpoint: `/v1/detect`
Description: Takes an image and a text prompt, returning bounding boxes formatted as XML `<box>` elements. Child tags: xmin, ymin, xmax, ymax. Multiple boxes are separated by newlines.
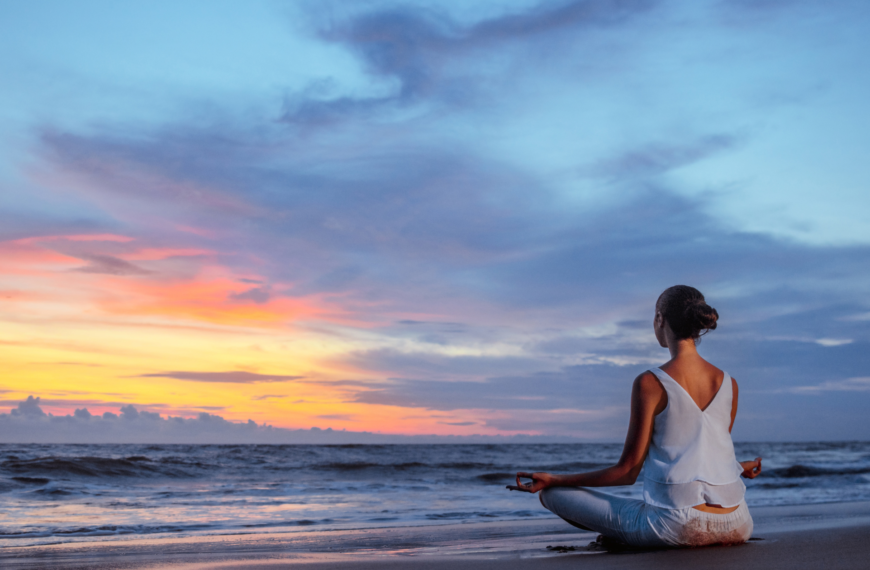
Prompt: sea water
<box><xmin>1</xmin><ymin>442</ymin><xmax>868</xmax><ymax>548</ymax></box>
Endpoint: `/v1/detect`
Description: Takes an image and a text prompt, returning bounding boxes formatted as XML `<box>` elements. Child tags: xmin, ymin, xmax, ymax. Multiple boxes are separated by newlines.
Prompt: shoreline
<box><xmin>1</xmin><ymin>501</ymin><xmax>869</xmax><ymax>569</ymax></box>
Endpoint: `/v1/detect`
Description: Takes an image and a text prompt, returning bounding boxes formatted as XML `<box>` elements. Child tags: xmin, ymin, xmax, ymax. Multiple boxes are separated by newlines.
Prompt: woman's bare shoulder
<box><xmin>633</xmin><ymin>371</ymin><xmax>667</xmax><ymax>414</ymax></box>
<box><xmin>634</xmin><ymin>371</ymin><xmax>665</xmax><ymax>395</ymax></box>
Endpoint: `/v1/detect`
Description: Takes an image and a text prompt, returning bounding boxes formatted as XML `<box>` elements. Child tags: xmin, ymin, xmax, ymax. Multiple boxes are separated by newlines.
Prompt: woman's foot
<box><xmin>586</xmin><ymin>534</ymin><xmax>636</xmax><ymax>552</ymax></box>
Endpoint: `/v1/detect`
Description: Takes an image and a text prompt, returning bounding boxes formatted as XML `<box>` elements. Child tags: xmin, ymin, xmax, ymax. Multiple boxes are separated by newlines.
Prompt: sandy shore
<box><xmin>2</xmin><ymin>501</ymin><xmax>869</xmax><ymax>569</ymax></box>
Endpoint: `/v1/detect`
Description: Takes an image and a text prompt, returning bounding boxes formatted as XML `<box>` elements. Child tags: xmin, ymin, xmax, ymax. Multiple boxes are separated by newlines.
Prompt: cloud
<box><xmin>300</xmin><ymin>379</ymin><xmax>387</xmax><ymax>388</ymax></box>
<box><xmin>348</xmin><ymin>363</ymin><xmax>633</xmax><ymax>411</ymax></box>
<box><xmin>73</xmin><ymin>407</ymin><xmax>92</xmax><ymax>419</ymax></box>
<box><xmin>136</xmin><ymin>371</ymin><xmax>305</xmax><ymax>383</ymax></box>
<box><xmin>11</xmin><ymin>395</ymin><xmax>46</xmax><ymax>417</ymax></box>
<box><xmin>41</xmin><ymin>361</ymin><xmax>106</xmax><ymax>367</ymax></box>
<box><xmin>397</xmin><ymin>320</ymin><xmax>465</xmax><ymax>327</ymax></box>
<box><xmin>481</xmin><ymin>407</ymin><xmax>626</xmax><ymax>438</ymax></box>
<box><xmin>785</xmin><ymin>377</ymin><xmax>870</xmax><ymax>394</ymax></box>
<box><xmin>587</xmin><ymin>134</ymin><xmax>740</xmax><ymax>179</ymax></box>
<box><xmin>38</xmin><ymin>77</ymin><xmax>839</xmax><ymax>328</ymax></box>
<box><xmin>0</xmin><ymin>396</ymin><xmax>583</xmax><ymax>443</ymax></box>
<box><xmin>0</xmin><ymin>398</ymin><xmax>228</xmax><ymax>424</ymax></box>
<box><xmin>338</xmin><ymin>348</ymin><xmax>551</xmax><ymax>380</ymax></box>
<box><xmin>290</xmin><ymin>0</ymin><xmax>658</xmax><ymax>122</ymax></box>
<box><xmin>71</xmin><ymin>253</ymin><xmax>151</xmax><ymax>275</ymax></box>
<box><xmin>0</xmin><ymin>396</ymin><xmax>285</xmax><ymax>444</ymax></box>
<box><xmin>815</xmin><ymin>338</ymin><xmax>852</xmax><ymax>347</ymax></box>
<box><xmin>316</xmin><ymin>414</ymin><xmax>356</xmax><ymax>421</ymax></box>
<box><xmin>229</xmin><ymin>285</ymin><xmax>271</xmax><ymax>304</ymax></box>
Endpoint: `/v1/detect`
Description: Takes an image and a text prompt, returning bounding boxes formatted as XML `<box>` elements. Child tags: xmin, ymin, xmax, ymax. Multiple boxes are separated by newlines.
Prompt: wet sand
<box><xmin>2</xmin><ymin>501</ymin><xmax>869</xmax><ymax>569</ymax></box>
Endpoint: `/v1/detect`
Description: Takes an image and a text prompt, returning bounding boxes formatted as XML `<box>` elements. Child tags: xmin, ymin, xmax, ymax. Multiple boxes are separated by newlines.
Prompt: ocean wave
<box><xmin>11</xmin><ymin>477</ymin><xmax>51</xmax><ymax>485</ymax></box>
<box><xmin>0</xmin><ymin>518</ymin><xmax>339</xmax><ymax>541</ymax></box>
<box><xmin>436</xmin><ymin>462</ymin><xmax>497</xmax><ymax>469</ymax></box>
<box><xmin>304</xmin><ymin>460</ymin><xmax>607</xmax><ymax>473</ymax></box>
<box><xmin>311</xmin><ymin>460</ymin><xmax>493</xmax><ymax>471</ymax></box>
<box><xmin>1</xmin><ymin>456</ymin><xmax>197</xmax><ymax>479</ymax></box>
<box><xmin>30</xmin><ymin>485</ymin><xmax>81</xmax><ymax>496</ymax></box>
<box><xmin>426</xmin><ymin>511</ymin><xmax>497</xmax><ymax>520</ymax></box>
<box><xmin>750</xmin><ymin>482</ymin><xmax>803</xmax><ymax>489</ymax></box>
<box><xmin>476</xmin><ymin>472</ymin><xmax>514</xmax><ymax>482</ymax></box>
<box><xmin>425</xmin><ymin>510</ymin><xmax>542</xmax><ymax>520</ymax></box>
<box><xmin>0</xmin><ymin>522</ymin><xmax>213</xmax><ymax>539</ymax></box>
<box><xmin>240</xmin><ymin>519</ymin><xmax>332</xmax><ymax>529</ymax></box>
<box><xmin>154</xmin><ymin>456</ymin><xmax>218</xmax><ymax>469</ymax></box>
<box><xmin>312</xmin><ymin>461</ymin><xmax>384</xmax><ymax>471</ymax></box>
<box><xmin>765</xmin><ymin>464</ymin><xmax>870</xmax><ymax>478</ymax></box>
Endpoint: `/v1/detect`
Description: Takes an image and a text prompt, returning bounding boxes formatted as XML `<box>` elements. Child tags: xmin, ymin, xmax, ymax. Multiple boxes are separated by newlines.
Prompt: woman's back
<box><xmin>660</xmin><ymin>358</ymin><xmax>726</xmax><ymax>412</ymax></box>
<box><xmin>644</xmin><ymin>365</ymin><xmax>745</xmax><ymax>508</ymax></box>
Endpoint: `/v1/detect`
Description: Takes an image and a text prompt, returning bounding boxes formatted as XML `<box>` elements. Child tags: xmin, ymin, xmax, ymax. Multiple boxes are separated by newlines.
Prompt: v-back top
<box><xmin>643</xmin><ymin>368</ymin><xmax>745</xmax><ymax>509</ymax></box>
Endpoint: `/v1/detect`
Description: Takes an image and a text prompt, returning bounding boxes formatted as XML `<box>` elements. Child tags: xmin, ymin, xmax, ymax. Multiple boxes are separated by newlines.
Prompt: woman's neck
<box><xmin>667</xmin><ymin>336</ymin><xmax>699</xmax><ymax>360</ymax></box>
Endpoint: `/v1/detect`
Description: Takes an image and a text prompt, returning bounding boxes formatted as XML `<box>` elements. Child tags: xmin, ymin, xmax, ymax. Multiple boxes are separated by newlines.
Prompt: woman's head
<box><xmin>655</xmin><ymin>285</ymin><xmax>718</xmax><ymax>341</ymax></box>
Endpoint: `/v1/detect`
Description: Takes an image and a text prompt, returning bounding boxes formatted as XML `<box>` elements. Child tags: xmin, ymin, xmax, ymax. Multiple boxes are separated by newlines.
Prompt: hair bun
<box><xmin>686</xmin><ymin>301</ymin><xmax>718</xmax><ymax>332</ymax></box>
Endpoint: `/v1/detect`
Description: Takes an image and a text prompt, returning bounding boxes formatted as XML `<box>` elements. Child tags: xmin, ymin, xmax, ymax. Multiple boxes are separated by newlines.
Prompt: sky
<box><xmin>1</xmin><ymin>0</ymin><xmax>869</xmax><ymax>442</ymax></box>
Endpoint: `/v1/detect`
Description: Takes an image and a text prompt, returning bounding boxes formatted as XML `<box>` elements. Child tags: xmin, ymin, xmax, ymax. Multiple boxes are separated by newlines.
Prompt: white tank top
<box><xmin>643</xmin><ymin>367</ymin><xmax>745</xmax><ymax>509</ymax></box>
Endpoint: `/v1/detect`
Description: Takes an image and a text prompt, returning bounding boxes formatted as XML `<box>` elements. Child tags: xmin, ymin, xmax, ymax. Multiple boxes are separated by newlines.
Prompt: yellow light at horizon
<box><xmin>0</xmin><ymin>232</ymin><xmax>530</xmax><ymax>438</ymax></box>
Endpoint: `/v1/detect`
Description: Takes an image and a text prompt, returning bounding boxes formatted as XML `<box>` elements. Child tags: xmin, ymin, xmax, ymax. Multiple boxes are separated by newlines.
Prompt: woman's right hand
<box><xmin>740</xmin><ymin>457</ymin><xmax>762</xmax><ymax>479</ymax></box>
<box><xmin>506</xmin><ymin>471</ymin><xmax>557</xmax><ymax>493</ymax></box>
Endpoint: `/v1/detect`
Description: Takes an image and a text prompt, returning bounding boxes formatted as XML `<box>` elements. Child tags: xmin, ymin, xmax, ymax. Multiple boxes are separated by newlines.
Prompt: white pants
<box><xmin>539</xmin><ymin>486</ymin><xmax>753</xmax><ymax>548</ymax></box>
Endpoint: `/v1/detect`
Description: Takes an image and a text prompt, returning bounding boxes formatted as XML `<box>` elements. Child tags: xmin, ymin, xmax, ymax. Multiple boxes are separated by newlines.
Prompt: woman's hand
<box><xmin>740</xmin><ymin>457</ymin><xmax>762</xmax><ymax>479</ymax></box>
<box><xmin>506</xmin><ymin>471</ymin><xmax>557</xmax><ymax>493</ymax></box>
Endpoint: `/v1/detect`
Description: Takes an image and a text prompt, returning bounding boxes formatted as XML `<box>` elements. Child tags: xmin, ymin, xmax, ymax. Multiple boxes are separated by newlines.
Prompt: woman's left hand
<box><xmin>740</xmin><ymin>457</ymin><xmax>763</xmax><ymax>479</ymax></box>
<box><xmin>506</xmin><ymin>471</ymin><xmax>556</xmax><ymax>493</ymax></box>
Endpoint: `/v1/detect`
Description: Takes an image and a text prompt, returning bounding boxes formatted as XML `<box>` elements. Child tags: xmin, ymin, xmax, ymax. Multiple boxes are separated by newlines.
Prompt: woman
<box><xmin>508</xmin><ymin>285</ymin><xmax>763</xmax><ymax>548</ymax></box>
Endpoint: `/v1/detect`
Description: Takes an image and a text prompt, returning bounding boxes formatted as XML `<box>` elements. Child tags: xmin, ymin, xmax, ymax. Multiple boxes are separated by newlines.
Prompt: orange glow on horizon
<box><xmin>0</xmin><ymin>230</ymin><xmax>524</xmax><ymax>438</ymax></box>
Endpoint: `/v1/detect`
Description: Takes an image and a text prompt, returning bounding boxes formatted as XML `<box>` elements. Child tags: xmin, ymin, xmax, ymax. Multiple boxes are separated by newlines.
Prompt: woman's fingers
<box><xmin>506</xmin><ymin>482</ymin><xmax>534</xmax><ymax>493</ymax></box>
<box><xmin>740</xmin><ymin>459</ymin><xmax>760</xmax><ymax>479</ymax></box>
<box><xmin>516</xmin><ymin>472</ymin><xmax>534</xmax><ymax>487</ymax></box>
<box><xmin>505</xmin><ymin>483</ymin><xmax>539</xmax><ymax>493</ymax></box>
<box><xmin>509</xmin><ymin>472</ymin><xmax>549</xmax><ymax>493</ymax></box>
<box><xmin>744</xmin><ymin>457</ymin><xmax>762</xmax><ymax>478</ymax></box>
<box><xmin>512</xmin><ymin>472</ymin><xmax>541</xmax><ymax>492</ymax></box>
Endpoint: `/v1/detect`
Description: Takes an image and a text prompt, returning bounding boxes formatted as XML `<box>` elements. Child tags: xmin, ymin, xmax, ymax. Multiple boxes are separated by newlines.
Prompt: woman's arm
<box><xmin>510</xmin><ymin>372</ymin><xmax>664</xmax><ymax>493</ymax></box>
<box><xmin>730</xmin><ymin>377</ymin><xmax>763</xmax><ymax>479</ymax></box>
<box><xmin>730</xmin><ymin>377</ymin><xmax>738</xmax><ymax>433</ymax></box>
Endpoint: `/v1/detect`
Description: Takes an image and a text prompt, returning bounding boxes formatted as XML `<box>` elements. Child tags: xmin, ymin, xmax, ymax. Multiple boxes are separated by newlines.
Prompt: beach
<box><xmin>2</xmin><ymin>500</ymin><xmax>868</xmax><ymax>569</ymax></box>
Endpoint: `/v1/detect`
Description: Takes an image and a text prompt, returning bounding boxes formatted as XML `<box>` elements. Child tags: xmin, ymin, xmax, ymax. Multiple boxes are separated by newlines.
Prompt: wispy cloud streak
<box><xmin>136</xmin><ymin>371</ymin><xmax>306</xmax><ymax>384</ymax></box>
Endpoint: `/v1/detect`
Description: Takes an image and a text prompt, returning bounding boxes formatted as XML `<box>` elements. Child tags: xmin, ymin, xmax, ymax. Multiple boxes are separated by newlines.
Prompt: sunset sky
<box><xmin>1</xmin><ymin>0</ymin><xmax>869</xmax><ymax>441</ymax></box>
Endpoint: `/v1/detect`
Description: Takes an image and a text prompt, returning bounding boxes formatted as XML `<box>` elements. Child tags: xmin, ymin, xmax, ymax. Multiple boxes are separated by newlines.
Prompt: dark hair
<box><xmin>656</xmin><ymin>285</ymin><xmax>719</xmax><ymax>341</ymax></box>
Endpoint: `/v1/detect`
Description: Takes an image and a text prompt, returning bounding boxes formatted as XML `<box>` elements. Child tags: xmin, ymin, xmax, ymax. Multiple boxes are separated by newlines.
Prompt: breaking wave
<box><xmin>1</xmin><ymin>456</ymin><xmax>200</xmax><ymax>479</ymax></box>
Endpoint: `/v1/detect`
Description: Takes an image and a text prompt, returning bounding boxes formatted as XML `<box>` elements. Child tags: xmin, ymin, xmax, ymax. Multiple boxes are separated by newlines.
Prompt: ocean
<box><xmin>2</xmin><ymin>442</ymin><xmax>869</xmax><ymax>548</ymax></box>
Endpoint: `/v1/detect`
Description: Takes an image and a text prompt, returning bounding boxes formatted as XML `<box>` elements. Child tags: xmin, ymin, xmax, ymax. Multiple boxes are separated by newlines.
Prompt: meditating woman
<box><xmin>508</xmin><ymin>285</ymin><xmax>763</xmax><ymax>547</ymax></box>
